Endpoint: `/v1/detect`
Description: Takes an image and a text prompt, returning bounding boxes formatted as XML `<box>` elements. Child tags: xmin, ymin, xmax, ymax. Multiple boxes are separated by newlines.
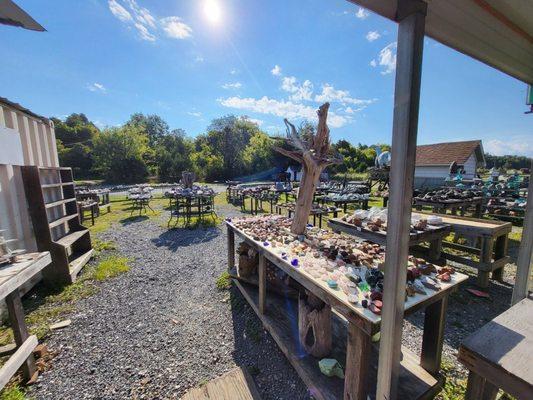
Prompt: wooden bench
<box><xmin>0</xmin><ymin>252</ymin><xmax>51</xmax><ymax>390</ymax></box>
<box><xmin>181</xmin><ymin>368</ymin><xmax>261</xmax><ymax>400</ymax></box>
<box><xmin>419</xmin><ymin>213</ymin><xmax>512</xmax><ymax>288</ymax></box>
<box><xmin>458</xmin><ymin>298</ymin><xmax>533</xmax><ymax>400</ymax></box>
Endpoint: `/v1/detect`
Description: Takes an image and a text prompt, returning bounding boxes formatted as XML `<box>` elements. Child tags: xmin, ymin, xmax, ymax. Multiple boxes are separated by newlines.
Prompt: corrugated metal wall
<box><xmin>0</xmin><ymin>102</ymin><xmax>59</xmax><ymax>251</ymax></box>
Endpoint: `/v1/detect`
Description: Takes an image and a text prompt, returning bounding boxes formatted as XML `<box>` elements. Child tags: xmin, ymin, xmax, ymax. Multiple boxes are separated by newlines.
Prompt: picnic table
<box><xmin>226</xmin><ymin>222</ymin><xmax>468</xmax><ymax>400</ymax></box>
<box><xmin>328</xmin><ymin>218</ymin><xmax>451</xmax><ymax>261</ymax></box>
<box><xmin>0</xmin><ymin>252</ymin><xmax>51</xmax><ymax>390</ymax></box>
<box><xmin>414</xmin><ymin>197</ymin><xmax>483</xmax><ymax>218</ymax></box>
<box><xmin>458</xmin><ymin>298</ymin><xmax>533</xmax><ymax>400</ymax></box>
<box><xmin>419</xmin><ymin>213</ymin><xmax>512</xmax><ymax>288</ymax></box>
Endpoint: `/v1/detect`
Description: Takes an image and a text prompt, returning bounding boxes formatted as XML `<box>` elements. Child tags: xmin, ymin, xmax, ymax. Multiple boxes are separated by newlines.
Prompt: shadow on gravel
<box><xmin>120</xmin><ymin>215</ymin><xmax>150</xmax><ymax>225</ymax></box>
<box><xmin>405</xmin><ymin>272</ymin><xmax>514</xmax><ymax>352</ymax></box>
<box><xmin>151</xmin><ymin>226</ymin><xmax>220</xmax><ymax>252</ymax></box>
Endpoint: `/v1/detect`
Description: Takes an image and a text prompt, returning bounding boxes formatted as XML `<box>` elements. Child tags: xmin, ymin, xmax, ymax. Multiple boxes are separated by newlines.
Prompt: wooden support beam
<box><xmin>344</xmin><ymin>323</ymin><xmax>371</xmax><ymax>400</ymax></box>
<box><xmin>421</xmin><ymin>296</ymin><xmax>448</xmax><ymax>375</ymax></box>
<box><xmin>376</xmin><ymin>1</ymin><xmax>426</xmax><ymax>399</ymax></box>
<box><xmin>512</xmin><ymin>164</ymin><xmax>533</xmax><ymax>305</ymax></box>
<box><xmin>227</xmin><ymin>226</ymin><xmax>235</xmax><ymax>271</ymax></box>
<box><xmin>5</xmin><ymin>289</ymin><xmax>37</xmax><ymax>382</ymax></box>
<box><xmin>258</xmin><ymin>254</ymin><xmax>266</xmax><ymax>315</ymax></box>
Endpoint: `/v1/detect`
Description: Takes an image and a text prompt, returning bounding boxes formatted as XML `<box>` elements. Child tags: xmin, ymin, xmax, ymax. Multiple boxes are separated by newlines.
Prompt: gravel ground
<box><xmin>29</xmin><ymin>195</ymin><xmax>519</xmax><ymax>399</ymax></box>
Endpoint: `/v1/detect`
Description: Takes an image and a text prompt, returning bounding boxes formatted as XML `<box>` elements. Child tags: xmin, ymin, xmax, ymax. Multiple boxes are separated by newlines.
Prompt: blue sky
<box><xmin>2</xmin><ymin>0</ymin><xmax>531</xmax><ymax>156</ymax></box>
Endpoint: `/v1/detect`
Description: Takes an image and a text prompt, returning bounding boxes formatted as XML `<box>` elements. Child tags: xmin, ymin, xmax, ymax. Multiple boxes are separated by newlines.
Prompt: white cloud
<box><xmin>484</xmin><ymin>136</ymin><xmax>533</xmax><ymax>157</ymax></box>
<box><xmin>134</xmin><ymin>22</ymin><xmax>156</xmax><ymax>41</ymax></box>
<box><xmin>371</xmin><ymin>42</ymin><xmax>397</xmax><ymax>75</ymax></box>
<box><xmin>108</xmin><ymin>0</ymin><xmax>192</xmax><ymax>42</ymax></box>
<box><xmin>222</xmin><ymin>82</ymin><xmax>243</xmax><ymax>90</ymax></box>
<box><xmin>160</xmin><ymin>16</ymin><xmax>192</xmax><ymax>39</ymax></box>
<box><xmin>230</xmin><ymin>69</ymin><xmax>238</xmax><ymax>75</ymax></box>
<box><xmin>195</xmin><ymin>55</ymin><xmax>204</xmax><ymax>63</ymax></box>
<box><xmin>366</xmin><ymin>31</ymin><xmax>381</xmax><ymax>42</ymax></box>
<box><xmin>281</xmin><ymin>77</ymin><xmax>313</xmax><ymax>101</ymax></box>
<box><xmin>188</xmin><ymin>111</ymin><xmax>202</xmax><ymax>118</ymax></box>
<box><xmin>108</xmin><ymin>0</ymin><xmax>132</xmax><ymax>22</ymax></box>
<box><xmin>241</xmin><ymin>117</ymin><xmax>263</xmax><ymax>126</ymax></box>
<box><xmin>87</xmin><ymin>83</ymin><xmax>106</xmax><ymax>93</ymax></box>
<box><xmin>219</xmin><ymin>96</ymin><xmax>350</xmax><ymax>128</ymax></box>
<box><xmin>271</xmin><ymin>65</ymin><xmax>282</xmax><ymax>76</ymax></box>
<box><xmin>314</xmin><ymin>84</ymin><xmax>375</xmax><ymax>109</ymax></box>
<box><xmin>355</xmin><ymin>7</ymin><xmax>369</xmax><ymax>19</ymax></box>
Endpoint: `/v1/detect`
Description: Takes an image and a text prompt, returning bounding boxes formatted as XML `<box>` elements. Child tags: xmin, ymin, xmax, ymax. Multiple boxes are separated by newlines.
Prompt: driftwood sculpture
<box><xmin>275</xmin><ymin>103</ymin><xmax>340</xmax><ymax>358</ymax></box>
<box><xmin>181</xmin><ymin>171</ymin><xmax>195</xmax><ymax>189</ymax></box>
<box><xmin>274</xmin><ymin>103</ymin><xmax>341</xmax><ymax>235</ymax></box>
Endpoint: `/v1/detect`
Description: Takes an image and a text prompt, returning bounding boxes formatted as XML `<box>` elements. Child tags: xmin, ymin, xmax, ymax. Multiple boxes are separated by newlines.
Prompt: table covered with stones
<box><xmin>225</xmin><ymin>218</ymin><xmax>467</xmax><ymax>400</ymax></box>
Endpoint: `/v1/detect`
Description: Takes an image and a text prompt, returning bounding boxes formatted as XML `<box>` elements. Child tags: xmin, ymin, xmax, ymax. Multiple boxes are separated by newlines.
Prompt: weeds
<box><xmin>216</xmin><ymin>271</ymin><xmax>232</xmax><ymax>290</ymax></box>
<box><xmin>93</xmin><ymin>256</ymin><xmax>130</xmax><ymax>281</ymax></box>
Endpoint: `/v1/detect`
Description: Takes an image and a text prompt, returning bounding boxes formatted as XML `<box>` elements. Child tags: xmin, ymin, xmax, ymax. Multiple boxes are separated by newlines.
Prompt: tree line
<box><xmin>53</xmin><ymin>113</ymin><xmax>388</xmax><ymax>183</ymax></box>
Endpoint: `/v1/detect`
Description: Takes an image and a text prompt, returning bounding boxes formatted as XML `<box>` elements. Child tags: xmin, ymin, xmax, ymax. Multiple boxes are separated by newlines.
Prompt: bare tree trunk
<box><xmin>292</xmin><ymin>163</ymin><xmax>324</xmax><ymax>235</ymax></box>
<box><xmin>298</xmin><ymin>290</ymin><xmax>332</xmax><ymax>358</ymax></box>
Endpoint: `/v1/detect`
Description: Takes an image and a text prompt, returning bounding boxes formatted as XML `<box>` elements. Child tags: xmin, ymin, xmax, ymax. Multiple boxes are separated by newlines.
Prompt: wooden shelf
<box><xmin>233</xmin><ymin>280</ymin><xmax>441</xmax><ymax>400</ymax></box>
<box><xmin>48</xmin><ymin>214</ymin><xmax>78</xmax><ymax>229</ymax></box>
<box><xmin>45</xmin><ymin>198</ymin><xmax>77</xmax><ymax>209</ymax></box>
<box><xmin>21</xmin><ymin>166</ymin><xmax>93</xmax><ymax>285</ymax></box>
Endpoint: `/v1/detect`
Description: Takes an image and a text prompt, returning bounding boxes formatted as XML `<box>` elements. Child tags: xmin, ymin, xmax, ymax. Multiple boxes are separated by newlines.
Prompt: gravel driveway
<box><xmin>29</xmin><ymin>198</ymin><xmax>517</xmax><ymax>399</ymax></box>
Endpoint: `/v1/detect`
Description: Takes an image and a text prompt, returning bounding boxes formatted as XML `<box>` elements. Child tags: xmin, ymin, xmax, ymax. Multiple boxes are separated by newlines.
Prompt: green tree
<box><xmin>242</xmin><ymin>132</ymin><xmax>275</xmax><ymax>173</ymax></box>
<box><xmin>126</xmin><ymin>113</ymin><xmax>170</xmax><ymax>146</ymax></box>
<box><xmin>156</xmin><ymin>130</ymin><xmax>194</xmax><ymax>182</ymax></box>
<box><xmin>191</xmin><ymin>140</ymin><xmax>224</xmax><ymax>182</ymax></box>
<box><xmin>92</xmin><ymin>125</ymin><xmax>150</xmax><ymax>183</ymax></box>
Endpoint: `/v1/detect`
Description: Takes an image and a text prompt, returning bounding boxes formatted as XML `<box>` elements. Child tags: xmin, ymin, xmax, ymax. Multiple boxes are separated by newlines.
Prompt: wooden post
<box><xmin>227</xmin><ymin>226</ymin><xmax>235</xmax><ymax>271</ymax></box>
<box><xmin>344</xmin><ymin>323</ymin><xmax>371</xmax><ymax>400</ymax></box>
<box><xmin>512</xmin><ymin>164</ymin><xmax>533</xmax><ymax>305</ymax></box>
<box><xmin>428</xmin><ymin>237</ymin><xmax>443</xmax><ymax>261</ymax></box>
<box><xmin>376</xmin><ymin>2</ymin><xmax>426</xmax><ymax>399</ymax></box>
<box><xmin>492</xmin><ymin>234</ymin><xmax>508</xmax><ymax>282</ymax></box>
<box><xmin>5</xmin><ymin>289</ymin><xmax>37</xmax><ymax>382</ymax></box>
<box><xmin>465</xmin><ymin>372</ymin><xmax>498</xmax><ymax>400</ymax></box>
<box><xmin>478</xmin><ymin>236</ymin><xmax>494</xmax><ymax>288</ymax></box>
<box><xmin>420</xmin><ymin>296</ymin><xmax>448</xmax><ymax>375</ymax></box>
<box><xmin>258</xmin><ymin>254</ymin><xmax>266</xmax><ymax>315</ymax></box>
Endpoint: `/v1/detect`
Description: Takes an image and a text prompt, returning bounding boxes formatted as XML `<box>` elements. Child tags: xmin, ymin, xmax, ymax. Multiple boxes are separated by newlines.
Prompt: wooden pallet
<box><xmin>181</xmin><ymin>367</ymin><xmax>261</xmax><ymax>400</ymax></box>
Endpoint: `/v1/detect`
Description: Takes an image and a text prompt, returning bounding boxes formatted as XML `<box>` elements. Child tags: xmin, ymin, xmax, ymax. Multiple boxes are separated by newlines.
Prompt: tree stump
<box><xmin>182</xmin><ymin>171</ymin><xmax>195</xmax><ymax>189</ymax></box>
<box><xmin>298</xmin><ymin>290</ymin><xmax>332</xmax><ymax>358</ymax></box>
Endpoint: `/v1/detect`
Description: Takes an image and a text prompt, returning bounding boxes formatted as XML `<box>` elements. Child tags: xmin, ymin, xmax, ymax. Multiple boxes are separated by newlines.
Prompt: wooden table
<box><xmin>328</xmin><ymin>218</ymin><xmax>451</xmax><ymax>261</ymax></box>
<box><xmin>414</xmin><ymin>197</ymin><xmax>483</xmax><ymax>218</ymax></box>
<box><xmin>226</xmin><ymin>222</ymin><xmax>468</xmax><ymax>400</ymax></box>
<box><xmin>0</xmin><ymin>252</ymin><xmax>51</xmax><ymax>390</ymax></box>
<box><xmin>78</xmin><ymin>201</ymin><xmax>98</xmax><ymax>225</ymax></box>
<box><xmin>458</xmin><ymin>298</ymin><xmax>533</xmax><ymax>400</ymax></box>
<box><xmin>276</xmin><ymin>204</ymin><xmax>342</xmax><ymax>229</ymax></box>
<box><xmin>418</xmin><ymin>213</ymin><xmax>512</xmax><ymax>288</ymax></box>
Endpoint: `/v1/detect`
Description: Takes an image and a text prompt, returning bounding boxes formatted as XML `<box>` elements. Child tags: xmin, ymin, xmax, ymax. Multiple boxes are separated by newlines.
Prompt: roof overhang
<box><xmin>0</xmin><ymin>0</ymin><xmax>45</xmax><ymax>31</ymax></box>
<box><xmin>347</xmin><ymin>0</ymin><xmax>533</xmax><ymax>85</ymax></box>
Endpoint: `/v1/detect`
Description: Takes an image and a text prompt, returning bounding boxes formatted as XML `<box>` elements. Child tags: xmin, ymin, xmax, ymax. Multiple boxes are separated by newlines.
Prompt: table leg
<box><xmin>428</xmin><ymin>237</ymin><xmax>443</xmax><ymax>261</ymax></box>
<box><xmin>465</xmin><ymin>371</ymin><xmax>498</xmax><ymax>400</ymax></box>
<box><xmin>344</xmin><ymin>323</ymin><xmax>371</xmax><ymax>400</ymax></box>
<box><xmin>492</xmin><ymin>235</ymin><xmax>508</xmax><ymax>282</ymax></box>
<box><xmin>421</xmin><ymin>295</ymin><xmax>448</xmax><ymax>375</ymax></box>
<box><xmin>475</xmin><ymin>202</ymin><xmax>482</xmax><ymax>218</ymax></box>
<box><xmin>478</xmin><ymin>237</ymin><xmax>494</xmax><ymax>288</ymax></box>
<box><xmin>258</xmin><ymin>254</ymin><xmax>266</xmax><ymax>315</ymax></box>
<box><xmin>227</xmin><ymin>227</ymin><xmax>235</xmax><ymax>271</ymax></box>
<box><xmin>344</xmin><ymin>203</ymin><xmax>347</xmax><ymax>214</ymax></box>
<box><xmin>5</xmin><ymin>289</ymin><xmax>37</xmax><ymax>382</ymax></box>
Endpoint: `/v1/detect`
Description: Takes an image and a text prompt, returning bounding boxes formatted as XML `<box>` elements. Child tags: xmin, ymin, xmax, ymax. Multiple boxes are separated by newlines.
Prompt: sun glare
<box><xmin>204</xmin><ymin>0</ymin><xmax>222</xmax><ymax>25</ymax></box>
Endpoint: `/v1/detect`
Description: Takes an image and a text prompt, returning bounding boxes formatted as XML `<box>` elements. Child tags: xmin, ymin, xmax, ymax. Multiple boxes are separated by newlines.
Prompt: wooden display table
<box><xmin>414</xmin><ymin>197</ymin><xmax>483</xmax><ymax>218</ymax></box>
<box><xmin>458</xmin><ymin>298</ymin><xmax>533</xmax><ymax>400</ymax></box>
<box><xmin>226</xmin><ymin>222</ymin><xmax>468</xmax><ymax>400</ymax></box>
<box><xmin>276</xmin><ymin>204</ymin><xmax>342</xmax><ymax>229</ymax></box>
<box><xmin>328</xmin><ymin>218</ymin><xmax>451</xmax><ymax>261</ymax></box>
<box><xmin>0</xmin><ymin>252</ymin><xmax>51</xmax><ymax>390</ymax></box>
<box><xmin>421</xmin><ymin>213</ymin><xmax>512</xmax><ymax>288</ymax></box>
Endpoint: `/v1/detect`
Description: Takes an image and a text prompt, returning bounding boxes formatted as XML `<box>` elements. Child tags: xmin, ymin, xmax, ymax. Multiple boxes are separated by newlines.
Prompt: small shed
<box><xmin>286</xmin><ymin>165</ymin><xmax>329</xmax><ymax>182</ymax></box>
<box><xmin>414</xmin><ymin>140</ymin><xmax>485</xmax><ymax>187</ymax></box>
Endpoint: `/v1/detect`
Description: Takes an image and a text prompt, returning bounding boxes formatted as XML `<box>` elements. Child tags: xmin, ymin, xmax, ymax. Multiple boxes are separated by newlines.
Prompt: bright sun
<box><xmin>204</xmin><ymin>0</ymin><xmax>222</xmax><ymax>25</ymax></box>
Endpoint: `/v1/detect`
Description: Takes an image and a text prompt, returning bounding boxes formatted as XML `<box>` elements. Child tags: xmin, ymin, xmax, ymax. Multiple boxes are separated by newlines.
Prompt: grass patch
<box><xmin>0</xmin><ymin>385</ymin><xmax>29</xmax><ymax>400</ymax></box>
<box><xmin>216</xmin><ymin>271</ymin><xmax>232</xmax><ymax>290</ymax></box>
<box><xmin>93</xmin><ymin>256</ymin><xmax>130</xmax><ymax>281</ymax></box>
<box><xmin>436</xmin><ymin>357</ymin><xmax>467</xmax><ymax>400</ymax></box>
<box><xmin>93</xmin><ymin>239</ymin><xmax>116</xmax><ymax>254</ymax></box>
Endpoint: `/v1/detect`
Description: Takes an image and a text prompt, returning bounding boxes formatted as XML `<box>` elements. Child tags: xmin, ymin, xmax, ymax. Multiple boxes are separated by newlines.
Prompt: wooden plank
<box><xmin>344</xmin><ymin>323</ymin><xmax>371</xmax><ymax>400</ymax></box>
<box><xmin>0</xmin><ymin>253</ymin><xmax>51</xmax><ymax>300</ymax></box>
<box><xmin>55</xmin><ymin>229</ymin><xmax>89</xmax><ymax>247</ymax></box>
<box><xmin>45</xmin><ymin>198</ymin><xmax>76</xmax><ymax>209</ymax></box>
<box><xmin>458</xmin><ymin>298</ymin><xmax>533</xmax><ymax>400</ymax></box>
<box><xmin>420</xmin><ymin>296</ymin><xmax>448</xmax><ymax>375</ymax></box>
<box><xmin>5</xmin><ymin>290</ymin><xmax>36</xmax><ymax>382</ymax></box>
<box><xmin>512</xmin><ymin>165</ymin><xmax>533</xmax><ymax>305</ymax></box>
<box><xmin>376</xmin><ymin>3</ymin><xmax>427</xmax><ymax>399</ymax></box>
<box><xmin>0</xmin><ymin>335</ymin><xmax>38</xmax><ymax>391</ymax></box>
<box><xmin>258</xmin><ymin>254</ymin><xmax>266</xmax><ymax>315</ymax></box>
<box><xmin>233</xmin><ymin>280</ymin><xmax>439</xmax><ymax>400</ymax></box>
<box><xmin>181</xmin><ymin>367</ymin><xmax>261</xmax><ymax>400</ymax></box>
<box><xmin>227</xmin><ymin>226</ymin><xmax>235</xmax><ymax>271</ymax></box>
<box><xmin>69</xmin><ymin>249</ymin><xmax>94</xmax><ymax>280</ymax></box>
<box><xmin>48</xmin><ymin>214</ymin><xmax>78</xmax><ymax>229</ymax></box>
